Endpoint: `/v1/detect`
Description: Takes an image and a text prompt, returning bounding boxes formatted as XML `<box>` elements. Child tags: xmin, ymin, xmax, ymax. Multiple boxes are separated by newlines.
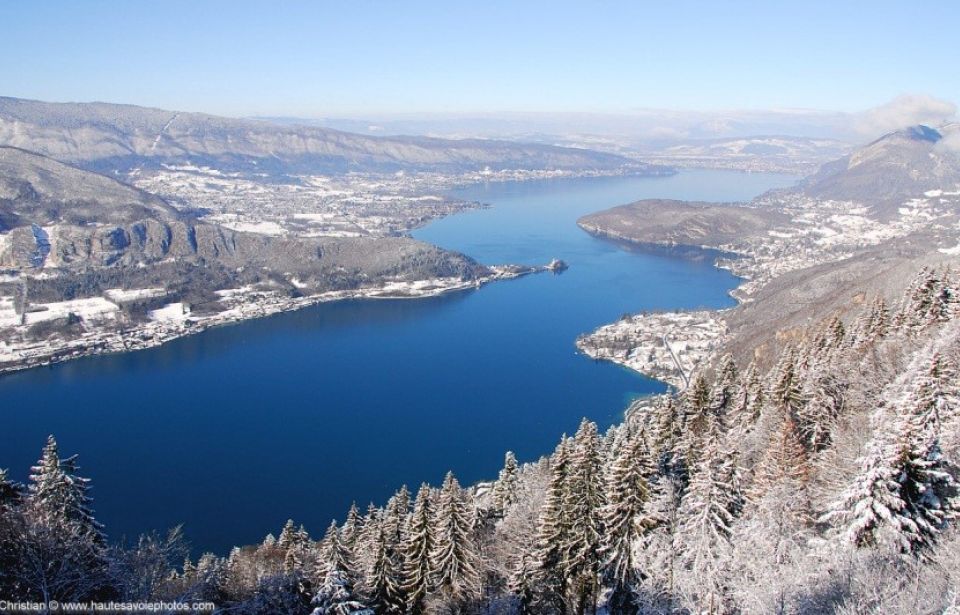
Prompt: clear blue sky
<box><xmin>0</xmin><ymin>0</ymin><xmax>956</xmax><ymax>117</ymax></box>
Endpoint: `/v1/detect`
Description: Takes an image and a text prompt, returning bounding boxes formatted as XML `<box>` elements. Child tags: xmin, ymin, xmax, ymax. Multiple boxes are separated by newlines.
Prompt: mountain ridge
<box><xmin>0</xmin><ymin>96</ymin><xmax>656</xmax><ymax>176</ymax></box>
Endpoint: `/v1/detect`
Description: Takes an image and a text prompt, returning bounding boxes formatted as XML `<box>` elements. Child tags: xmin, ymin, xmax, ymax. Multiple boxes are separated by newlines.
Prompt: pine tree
<box><xmin>600</xmin><ymin>425</ymin><xmax>656</xmax><ymax>613</ymax></box>
<box><xmin>492</xmin><ymin>451</ymin><xmax>521</xmax><ymax>513</ymax></box>
<box><xmin>821</xmin><ymin>435</ymin><xmax>912</xmax><ymax>550</ymax></box>
<box><xmin>823</xmin><ymin>352</ymin><xmax>960</xmax><ymax>553</ymax></box>
<box><xmin>401</xmin><ymin>484</ymin><xmax>434</xmax><ymax>614</ymax></box>
<box><xmin>651</xmin><ymin>397</ymin><xmax>683</xmax><ymax>469</ymax></box>
<box><xmin>769</xmin><ymin>348</ymin><xmax>807</xmax><ymax>422</ymax></box>
<box><xmin>368</xmin><ymin>523</ymin><xmax>405</xmax><ymax>614</ymax></box>
<box><xmin>748</xmin><ymin>415</ymin><xmax>810</xmax><ymax>507</ymax></box>
<box><xmin>311</xmin><ymin>567</ymin><xmax>372</xmax><ymax>615</ymax></box>
<box><xmin>0</xmin><ymin>469</ymin><xmax>24</xmax><ymax>597</ymax></box>
<box><xmin>0</xmin><ymin>469</ymin><xmax>22</xmax><ymax>512</ymax></box>
<box><xmin>355</xmin><ymin>504</ymin><xmax>381</xmax><ymax>581</ymax></box>
<box><xmin>563</xmin><ymin>419</ymin><xmax>605</xmax><ymax>615</ymax></box>
<box><xmin>28</xmin><ymin>436</ymin><xmax>104</xmax><ymax>544</ymax></box>
<box><xmin>508</xmin><ymin>549</ymin><xmax>538</xmax><ymax>615</ymax></box>
<box><xmin>342</xmin><ymin>503</ymin><xmax>362</xmax><ymax>552</ymax></box>
<box><xmin>383</xmin><ymin>486</ymin><xmax>410</xmax><ymax>551</ymax></box>
<box><xmin>895</xmin><ymin>353</ymin><xmax>960</xmax><ymax>550</ymax></box>
<box><xmin>709</xmin><ymin>355</ymin><xmax>740</xmax><ymax>420</ymax></box>
<box><xmin>850</xmin><ymin>297</ymin><xmax>890</xmax><ymax>348</ymax></box>
<box><xmin>278</xmin><ymin>519</ymin><xmax>298</xmax><ymax>552</ymax></box>
<box><xmin>895</xmin><ymin>267</ymin><xmax>956</xmax><ymax>333</ymax></box>
<box><xmin>431</xmin><ymin>472</ymin><xmax>480</xmax><ymax>607</ymax></box>
<box><xmin>729</xmin><ymin>361</ymin><xmax>763</xmax><ymax>434</ymax></box>
<box><xmin>683</xmin><ymin>373</ymin><xmax>712</xmax><ymax>439</ymax></box>
<box><xmin>674</xmin><ymin>421</ymin><xmax>740</xmax><ymax>613</ymax></box>
<box><xmin>321</xmin><ymin>520</ymin><xmax>356</xmax><ymax>582</ymax></box>
<box><xmin>532</xmin><ymin>437</ymin><xmax>572</xmax><ymax>614</ymax></box>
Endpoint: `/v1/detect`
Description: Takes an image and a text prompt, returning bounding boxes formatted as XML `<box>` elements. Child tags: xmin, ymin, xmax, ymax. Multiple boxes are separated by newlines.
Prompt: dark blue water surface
<box><xmin>0</xmin><ymin>170</ymin><xmax>796</xmax><ymax>555</ymax></box>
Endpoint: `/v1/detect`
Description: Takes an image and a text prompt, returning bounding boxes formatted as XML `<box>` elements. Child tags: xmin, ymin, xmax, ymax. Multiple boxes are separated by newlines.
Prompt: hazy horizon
<box><xmin>2</xmin><ymin>0</ymin><xmax>958</xmax><ymax>121</ymax></box>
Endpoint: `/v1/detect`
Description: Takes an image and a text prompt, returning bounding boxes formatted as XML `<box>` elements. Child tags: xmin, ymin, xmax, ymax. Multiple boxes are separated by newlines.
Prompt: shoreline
<box><xmin>573</xmin><ymin>225</ymin><xmax>747</xmax><ymax>387</ymax></box>
<box><xmin>0</xmin><ymin>264</ymin><xmax>549</xmax><ymax>377</ymax></box>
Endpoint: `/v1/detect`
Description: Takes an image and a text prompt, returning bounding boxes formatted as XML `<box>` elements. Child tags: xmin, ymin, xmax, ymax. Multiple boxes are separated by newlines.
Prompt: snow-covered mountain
<box><xmin>0</xmin><ymin>96</ymin><xmax>653</xmax><ymax>176</ymax></box>
<box><xmin>800</xmin><ymin>124</ymin><xmax>960</xmax><ymax>217</ymax></box>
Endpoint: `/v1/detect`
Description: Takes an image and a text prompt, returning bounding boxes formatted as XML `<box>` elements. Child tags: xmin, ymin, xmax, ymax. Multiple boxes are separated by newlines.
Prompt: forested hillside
<box><xmin>1</xmin><ymin>266</ymin><xmax>957</xmax><ymax>613</ymax></box>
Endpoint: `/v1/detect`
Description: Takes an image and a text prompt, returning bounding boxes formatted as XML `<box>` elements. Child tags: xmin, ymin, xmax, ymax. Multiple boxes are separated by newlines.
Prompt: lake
<box><xmin>0</xmin><ymin>169</ymin><xmax>797</xmax><ymax>555</ymax></box>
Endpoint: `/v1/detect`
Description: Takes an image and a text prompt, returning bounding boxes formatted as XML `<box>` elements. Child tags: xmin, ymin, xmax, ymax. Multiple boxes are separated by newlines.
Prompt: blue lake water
<box><xmin>0</xmin><ymin>169</ymin><xmax>796</xmax><ymax>555</ymax></box>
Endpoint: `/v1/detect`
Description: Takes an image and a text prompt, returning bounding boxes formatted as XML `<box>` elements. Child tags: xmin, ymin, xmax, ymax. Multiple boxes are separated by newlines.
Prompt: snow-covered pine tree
<box><xmin>674</xmin><ymin>418</ymin><xmax>740</xmax><ymax>613</ymax></box>
<box><xmin>508</xmin><ymin>549</ymin><xmax>538</xmax><ymax>615</ymax></box>
<box><xmin>311</xmin><ymin>517</ymin><xmax>370</xmax><ymax>615</ymax></box>
<box><xmin>532</xmin><ymin>437</ymin><xmax>572</xmax><ymax>614</ymax></box>
<box><xmin>769</xmin><ymin>347</ymin><xmax>807</xmax><ymax>423</ymax></box>
<box><xmin>748</xmin><ymin>415</ymin><xmax>810</xmax><ymax>508</ymax></box>
<box><xmin>820</xmin><ymin>432</ymin><xmax>913</xmax><ymax>550</ymax></box>
<box><xmin>383</xmin><ymin>486</ymin><xmax>410</xmax><ymax>551</ymax></box>
<box><xmin>14</xmin><ymin>437</ymin><xmax>110</xmax><ymax>602</ymax></box>
<box><xmin>342</xmin><ymin>503</ymin><xmax>362</xmax><ymax>552</ymax></box>
<box><xmin>431</xmin><ymin>472</ymin><xmax>480</xmax><ymax>607</ymax></box>
<box><xmin>729</xmin><ymin>361</ymin><xmax>763</xmax><ymax>435</ymax></box>
<box><xmin>28</xmin><ymin>436</ymin><xmax>105</xmax><ymax>545</ymax></box>
<box><xmin>850</xmin><ymin>296</ymin><xmax>890</xmax><ymax>348</ymax></box>
<box><xmin>822</xmin><ymin>350</ymin><xmax>959</xmax><ymax>554</ymax></box>
<box><xmin>709</xmin><ymin>355</ymin><xmax>740</xmax><ymax>421</ymax></box>
<box><xmin>563</xmin><ymin>419</ymin><xmax>606</xmax><ymax>614</ymax></box>
<box><xmin>895</xmin><ymin>267</ymin><xmax>956</xmax><ymax>334</ymax></box>
<box><xmin>0</xmin><ymin>468</ymin><xmax>24</xmax><ymax>597</ymax></box>
<box><xmin>320</xmin><ymin>520</ymin><xmax>356</xmax><ymax>583</ymax></box>
<box><xmin>492</xmin><ymin>451</ymin><xmax>520</xmax><ymax>513</ymax></box>
<box><xmin>600</xmin><ymin>423</ymin><xmax>656</xmax><ymax>613</ymax></box>
<box><xmin>798</xmin><ymin>339</ymin><xmax>846</xmax><ymax>453</ymax></box>
<box><xmin>0</xmin><ymin>468</ymin><xmax>22</xmax><ymax>512</ymax></box>
<box><xmin>401</xmin><ymin>484</ymin><xmax>434</xmax><ymax>614</ymax></box>
<box><xmin>367</xmin><ymin>522</ymin><xmax>405</xmax><ymax>614</ymax></box>
<box><xmin>311</xmin><ymin>567</ymin><xmax>372</xmax><ymax>615</ymax></box>
<box><xmin>355</xmin><ymin>504</ymin><xmax>382</xmax><ymax>581</ymax></box>
<box><xmin>895</xmin><ymin>353</ymin><xmax>960</xmax><ymax>551</ymax></box>
<box><xmin>651</xmin><ymin>397</ymin><xmax>684</xmax><ymax>469</ymax></box>
<box><xmin>278</xmin><ymin>519</ymin><xmax>298</xmax><ymax>552</ymax></box>
<box><xmin>683</xmin><ymin>373</ymin><xmax>712</xmax><ymax>439</ymax></box>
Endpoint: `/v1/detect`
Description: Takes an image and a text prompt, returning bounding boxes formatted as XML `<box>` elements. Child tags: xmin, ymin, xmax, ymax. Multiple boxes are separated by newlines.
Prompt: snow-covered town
<box><xmin>130</xmin><ymin>165</ymin><xmax>485</xmax><ymax>238</ymax></box>
<box><xmin>723</xmin><ymin>189</ymin><xmax>960</xmax><ymax>298</ymax></box>
<box><xmin>129</xmin><ymin>164</ymin><xmax>663</xmax><ymax>239</ymax></box>
<box><xmin>577</xmin><ymin>310</ymin><xmax>727</xmax><ymax>389</ymax></box>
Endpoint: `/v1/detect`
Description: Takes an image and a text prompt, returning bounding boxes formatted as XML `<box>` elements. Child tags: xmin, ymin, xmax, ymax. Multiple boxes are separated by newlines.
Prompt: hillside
<box><xmin>0</xmin><ymin>97</ymin><xmax>655</xmax><ymax>176</ymax></box>
<box><xmin>578</xmin><ymin>124</ymin><xmax>960</xmax><ymax>369</ymax></box>
<box><xmin>0</xmin><ymin>137</ymin><xmax>497</xmax><ymax>372</ymax></box>
<box><xmin>0</xmin><ymin>146</ymin><xmax>177</xmax><ymax>229</ymax></box>
<box><xmin>798</xmin><ymin>124</ymin><xmax>960</xmax><ymax>218</ymax></box>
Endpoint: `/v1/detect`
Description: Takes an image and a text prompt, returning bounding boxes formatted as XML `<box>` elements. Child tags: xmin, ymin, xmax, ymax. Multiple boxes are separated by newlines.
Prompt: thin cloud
<box><xmin>852</xmin><ymin>94</ymin><xmax>957</xmax><ymax>137</ymax></box>
<box><xmin>934</xmin><ymin>126</ymin><xmax>960</xmax><ymax>154</ymax></box>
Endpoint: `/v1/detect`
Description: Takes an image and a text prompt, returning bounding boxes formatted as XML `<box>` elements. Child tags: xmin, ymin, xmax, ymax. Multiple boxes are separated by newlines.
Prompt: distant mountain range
<box><xmin>0</xmin><ymin>97</ymin><xmax>651</xmax><ymax>176</ymax></box>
